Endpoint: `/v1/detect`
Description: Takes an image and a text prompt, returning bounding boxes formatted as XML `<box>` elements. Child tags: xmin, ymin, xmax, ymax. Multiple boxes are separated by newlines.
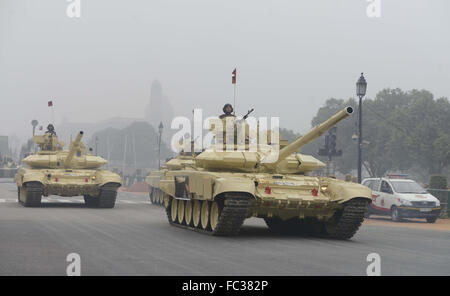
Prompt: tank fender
<box><xmin>98</xmin><ymin>171</ymin><xmax>122</xmax><ymax>187</ymax></box>
<box><xmin>213</xmin><ymin>177</ymin><xmax>256</xmax><ymax>198</ymax></box>
<box><xmin>326</xmin><ymin>180</ymin><xmax>372</xmax><ymax>203</ymax></box>
<box><xmin>20</xmin><ymin>172</ymin><xmax>46</xmax><ymax>186</ymax></box>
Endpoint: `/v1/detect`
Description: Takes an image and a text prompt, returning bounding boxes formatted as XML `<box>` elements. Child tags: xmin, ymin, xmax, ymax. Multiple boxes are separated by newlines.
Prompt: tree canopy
<box><xmin>292</xmin><ymin>88</ymin><xmax>449</xmax><ymax>182</ymax></box>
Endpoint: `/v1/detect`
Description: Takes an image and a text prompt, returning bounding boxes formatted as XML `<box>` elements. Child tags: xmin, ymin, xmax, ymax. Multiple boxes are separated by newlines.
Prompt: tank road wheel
<box><xmin>149</xmin><ymin>187</ymin><xmax>154</xmax><ymax>203</ymax></box>
<box><xmin>201</xmin><ymin>201</ymin><xmax>211</xmax><ymax>230</ymax></box>
<box><xmin>323</xmin><ymin>198</ymin><xmax>368</xmax><ymax>240</ymax></box>
<box><xmin>163</xmin><ymin>193</ymin><xmax>170</xmax><ymax>208</ymax></box>
<box><xmin>185</xmin><ymin>200</ymin><xmax>193</xmax><ymax>226</ymax></box>
<box><xmin>210</xmin><ymin>201</ymin><xmax>222</xmax><ymax>232</ymax></box>
<box><xmin>97</xmin><ymin>184</ymin><xmax>119</xmax><ymax>208</ymax></box>
<box><xmin>158</xmin><ymin>190</ymin><xmax>163</xmax><ymax>205</ymax></box>
<box><xmin>210</xmin><ymin>194</ymin><xmax>250</xmax><ymax>236</ymax></box>
<box><xmin>177</xmin><ymin>200</ymin><xmax>185</xmax><ymax>225</ymax></box>
<box><xmin>84</xmin><ymin>195</ymin><xmax>99</xmax><ymax>207</ymax></box>
<box><xmin>22</xmin><ymin>182</ymin><xmax>43</xmax><ymax>207</ymax></box>
<box><xmin>171</xmin><ymin>198</ymin><xmax>178</xmax><ymax>223</ymax></box>
<box><xmin>155</xmin><ymin>189</ymin><xmax>160</xmax><ymax>204</ymax></box>
<box><xmin>192</xmin><ymin>200</ymin><xmax>202</xmax><ymax>228</ymax></box>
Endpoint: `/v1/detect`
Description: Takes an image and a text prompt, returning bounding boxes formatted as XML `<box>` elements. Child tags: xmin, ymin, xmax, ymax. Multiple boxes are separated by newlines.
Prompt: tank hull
<box><xmin>15</xmin><ymin>168</ymin><xmax>121</xmax><ymax>208</ymax></box>
<box><xmin>15</xmin><ymin>168</ymin><xmax>121</xmax><ymax>197</ymax></box>
<box><xmin>158</xmin><ymin>170</ymin><xmax>372</xmax><ymax>238</ymax></box>
<box><xmin>145</xmin><ymin>169</ymin><xmax>168</xmax><ymax>206</ymax></box>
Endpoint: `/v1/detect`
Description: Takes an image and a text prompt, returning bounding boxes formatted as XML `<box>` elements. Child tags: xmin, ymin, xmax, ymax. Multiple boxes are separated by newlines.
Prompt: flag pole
<box><xmin>52</xmin><ymin>105</ymin><xmax>55</xmax><ymax>124</ymax></box>
<box><xmin>232</xmin><ymin>68</ymin><xmax>237</xmax><ymax>115</ymax></box>
<box><xmin>233</xmin><ymin>82</ymin><xmax>236</xmax><ymax>115</ymax></box>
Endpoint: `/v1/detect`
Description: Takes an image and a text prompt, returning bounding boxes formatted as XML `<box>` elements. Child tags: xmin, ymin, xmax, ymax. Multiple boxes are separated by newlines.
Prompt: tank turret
<box><xmin>195</xmin><ymin>107</ymin><xmax>353</xmax><ymax>173</ymax></box>
<box><xmin>23</xmin><ymin>131</ymin><xmax>107</xmax><ymax>169</ymax></box>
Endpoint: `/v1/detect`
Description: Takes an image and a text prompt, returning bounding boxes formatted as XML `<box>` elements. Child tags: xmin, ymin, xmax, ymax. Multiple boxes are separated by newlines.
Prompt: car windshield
<box><xmin>390</xmin><ymin>181</ymin><xmax>427</xmax><ymax>194</ymax></box>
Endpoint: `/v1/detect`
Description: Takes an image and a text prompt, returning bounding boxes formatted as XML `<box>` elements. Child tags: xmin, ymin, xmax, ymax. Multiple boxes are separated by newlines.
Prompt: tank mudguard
<box><xmin>326</xmin><ymin>181</ymin><xmax>372</xmax><ymax>203</ymax></box>
<box><xmin>213</xmin><ymin>177</ymin><xmax>256</xmax><ymax>198</ymax></box>
<box><xmin>19</xmin><ymin>171</ymin><xmax>46</xmax><ymax>186</ymax></box>
<box><xmin>98</xmin><ymin>171</ymin><xmax>122</xmax><ymax>187</ymax></box>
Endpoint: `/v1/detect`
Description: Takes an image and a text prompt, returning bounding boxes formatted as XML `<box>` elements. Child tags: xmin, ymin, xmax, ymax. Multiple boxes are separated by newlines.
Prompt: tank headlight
<box><xmin>91</xmin><ymin>176</ymin><xmax>96</xmax><ymax>180</ymax></box>
<box><xmin>436</xmin><ymin>200</ymin><xmax>440</xmax><ymax>207</ymax></box>
<box><xmin>320</xmin><ymin>186</ymin><xmax>328</xmax><ymax>192</ymax></box>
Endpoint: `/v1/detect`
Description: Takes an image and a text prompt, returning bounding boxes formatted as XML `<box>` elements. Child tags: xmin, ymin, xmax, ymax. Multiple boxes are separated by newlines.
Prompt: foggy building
<box><xmin>144</xmin><ymin>80</ymin><xmax>175</xmax><ymax>141</ymax></box>
<box><xmin>0</xmin><ymin>136</ymin><xmax>9</xmax><ymax>156</ymax></box>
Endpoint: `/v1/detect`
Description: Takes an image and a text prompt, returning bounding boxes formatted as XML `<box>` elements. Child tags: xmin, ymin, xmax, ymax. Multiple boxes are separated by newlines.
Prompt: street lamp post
<box><xmin>158</xmin><ymin>122</ymin><xmax>164</xmax><ymax>169</ymax></box>
<box><xmin>356</xmin><ymin>73</ymin><xmax>367</xmax><ymax>183</ymax></box>
<box><xmin>31</xmin><ymin>120</ymin><xmax>38</xmax><ymax>153</ymax></box>
<box><xmin>31</xmin><ymin>120</ymin><xmax>38</xmax><ymax>136</ymax></box>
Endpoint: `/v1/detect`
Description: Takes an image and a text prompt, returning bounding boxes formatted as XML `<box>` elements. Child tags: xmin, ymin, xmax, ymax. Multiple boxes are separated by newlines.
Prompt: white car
<box><xmin>362</xmin><ymin>176</ymin><xmax>441</xmax><ymax>223</ymax></box>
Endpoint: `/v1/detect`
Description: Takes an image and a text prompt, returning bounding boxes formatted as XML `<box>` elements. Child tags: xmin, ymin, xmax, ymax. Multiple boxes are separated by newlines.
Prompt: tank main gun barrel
<box><xmin>265</xmin><ymin>107</ymin><xmax>353</xmax><ymax>168</ymax></box>
<box><xmin>64</xmin><ymin>131</ymin><xmax>83</xmax><ymax>168</ymax></box>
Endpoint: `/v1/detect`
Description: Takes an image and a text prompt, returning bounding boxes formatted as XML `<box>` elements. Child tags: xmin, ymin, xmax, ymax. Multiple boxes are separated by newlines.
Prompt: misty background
<box><xmin>1</xmin><ymin>0</ymin><xmax>449</xmax><ymax>157</ymax></box>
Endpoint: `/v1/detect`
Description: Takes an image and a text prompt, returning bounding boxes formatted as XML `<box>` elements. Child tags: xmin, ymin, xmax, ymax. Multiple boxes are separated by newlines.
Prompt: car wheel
<box><xmin>426</xmin><ymin>216</ymin><xmax>438</xmax><ymax>223</ymax></box>
<box><xmin>391</xmin><ymin>206</ymin><xmax>401</xmax><ymax>222</ymax></box>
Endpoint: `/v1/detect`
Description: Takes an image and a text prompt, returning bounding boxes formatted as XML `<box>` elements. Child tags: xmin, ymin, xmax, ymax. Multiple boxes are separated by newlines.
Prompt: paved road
<box><xmin>0</xmin><ymin>180</ymin><xmax>449</xmax><ymax>276</ymax></box>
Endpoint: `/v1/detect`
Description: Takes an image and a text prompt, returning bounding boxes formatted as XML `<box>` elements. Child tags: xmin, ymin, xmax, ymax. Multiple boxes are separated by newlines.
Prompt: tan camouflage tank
<box><xmin>15</xmin><ymin>130</ymin><xmax>121</xmax><ymax>208</ymax></box>
<box><xmin>157</xmin><ymin>107</ymin><xmax>372</xmax><ymax>239</ymax></box>
<box><xmin>146</xmin><ymin>145</ymin><xmax>197</xmax><ymax>206</ymax></box>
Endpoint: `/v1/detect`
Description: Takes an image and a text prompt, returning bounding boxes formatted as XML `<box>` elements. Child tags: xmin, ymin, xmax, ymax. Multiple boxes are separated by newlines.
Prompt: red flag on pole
<box><xmin>48</xmin><ymin>101</ymin><xmax>53</xmax><ymax>107</ymax></box>
<box><xmin>232</xmin><ymin>68</ymin><xmax>236</xmax><ymax>84</ymax></box>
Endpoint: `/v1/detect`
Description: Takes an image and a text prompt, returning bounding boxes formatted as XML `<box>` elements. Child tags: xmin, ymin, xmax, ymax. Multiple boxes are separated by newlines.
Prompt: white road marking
<box><xmin>0</xmin><ymin>199</ymin><xmax>5</xmax><ymax>203</ymax></box>
<box><xmin>118</xmin><ymin>200</ymin><xmax>137</xmax><ymax>204</ymax></box>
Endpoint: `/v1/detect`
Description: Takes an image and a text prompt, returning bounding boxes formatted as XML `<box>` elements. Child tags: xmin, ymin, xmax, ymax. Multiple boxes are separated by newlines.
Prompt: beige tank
<box><xmin>15</xmin><ymin>130</ymin><xmax>122</xmax><ymax>208</ymax></box>
<box><xmin>146</xmin><ymin>146</ymin><xmax>197</xmax><ymax>206</ymax></box>
<box><xmin>157</xmin><ymin>107</ymin><xmax>372</xmax><ymax>239</ymax></box>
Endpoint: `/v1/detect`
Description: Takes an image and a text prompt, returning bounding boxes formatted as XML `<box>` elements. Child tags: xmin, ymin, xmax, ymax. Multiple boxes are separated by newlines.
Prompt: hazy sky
<box><xmin>1</xmin><ymin>0</ymin><xmax>449</xmax><ymax>141</ymax></box>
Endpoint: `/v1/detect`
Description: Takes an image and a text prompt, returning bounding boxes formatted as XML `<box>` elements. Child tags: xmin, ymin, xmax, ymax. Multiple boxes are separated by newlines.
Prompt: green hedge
<box><xmin>429</xmin><ymin>175</ymin><xmax>448</xmax><ymax>189</ymax></box>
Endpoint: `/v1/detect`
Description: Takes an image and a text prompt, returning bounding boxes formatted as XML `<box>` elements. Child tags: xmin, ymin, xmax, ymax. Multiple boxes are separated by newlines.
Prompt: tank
<box><xmin>0</xmin><ymin>156</ymin><xmax>18</xmax><ymax>178</ymax></box>
<box><xmin>157</xmin><ymin>107</ymin><xmax>372</xmax><ymax>239</ymax></box>
<box><xmin>15</xmin><ymin>130</ymin><xmax>122</xmax><ymax>208</ymax></box>
<box><xmin>146</xmin><ymin>146</ymin><xmax>197</xmax><ymax>206</ymax></box>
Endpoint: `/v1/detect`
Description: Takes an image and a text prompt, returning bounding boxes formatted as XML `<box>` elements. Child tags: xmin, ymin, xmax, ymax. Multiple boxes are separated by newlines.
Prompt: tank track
<box><xmin>97</xmin><ymin>185</ymin><xmax>118</xmax><ymax>208</ymax></box>
<box><xmin>323</xmin><ymin>198</ymin><xmax>368</xmax><ymax>239</ymax></box>
<box><xmin>84</xmin><ymin>184</ymin><xmax>118</xmax><ymax>208</ymax></box>
<box><xmin>264</xmin><ymin>198</ymin><xmax>368</xmax><ymax>239</ymax></box>
<box><xmin>166</xmin><ymin>193</ymin><xmax>250</xmax><ymax>236</ymax></box>
<box><xmin>22</xmin><ymin>182</ymin><xmax>43</xmax><ymax>207</ymax></box>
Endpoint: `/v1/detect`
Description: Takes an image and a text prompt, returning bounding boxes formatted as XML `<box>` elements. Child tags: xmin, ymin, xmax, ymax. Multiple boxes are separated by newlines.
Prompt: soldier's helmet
<box><xmin>223</xmin><ymin>103</ymin><xmax>233</xmax><ymax>115</ymax></box>
<box><xmin>47</xmin><ymin>124</ymin><xmax>55</xmax><ymax>132</ymax></box>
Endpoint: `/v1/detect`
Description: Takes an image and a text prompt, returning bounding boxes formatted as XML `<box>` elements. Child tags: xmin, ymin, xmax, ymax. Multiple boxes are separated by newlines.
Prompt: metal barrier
<box><xmin>427</xmin><ymin>188</ymin><xmax>450</xmax><ymax>218</ymax></box>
